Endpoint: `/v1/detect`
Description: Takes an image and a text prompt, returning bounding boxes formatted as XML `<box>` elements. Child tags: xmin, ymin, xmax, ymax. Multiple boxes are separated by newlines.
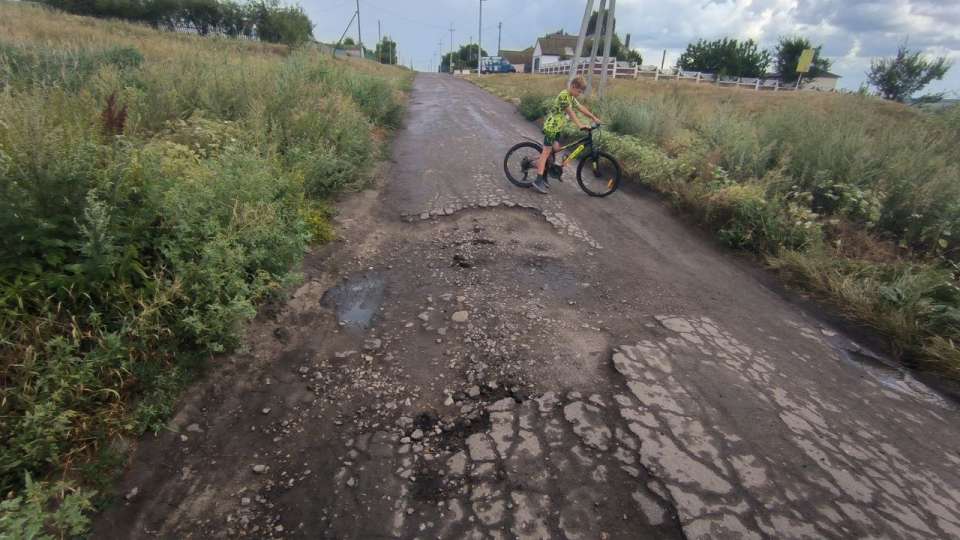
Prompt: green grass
<box><xmin>470</xmin><ymin>73</ymin><xmax>960</xmax><ymax>379</ymax></box>
<box><xmin>0</xmin><ymin>2</ymin><xmax>412</xmax><ymax>535</ymax></box>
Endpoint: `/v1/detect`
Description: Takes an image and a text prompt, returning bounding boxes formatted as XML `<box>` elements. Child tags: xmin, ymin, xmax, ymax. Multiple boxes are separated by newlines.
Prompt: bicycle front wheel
<box><xmin>503</xmin><ymin>141</ymin><xmax>543</xmax><ymax>188</ymax></box>
<box><xmin>576</xmin><ymin>151</ymin><xmax>622</xmax><ymax>197</ymax></box>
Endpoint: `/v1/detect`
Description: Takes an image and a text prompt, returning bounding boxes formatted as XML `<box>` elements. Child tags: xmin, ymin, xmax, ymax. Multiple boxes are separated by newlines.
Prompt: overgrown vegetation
<box><xmin>677</xmin><ymin>37</ymin><xmax>771</xmax><ymax>78</ymax></box>
<box><xmin>0</xmin><ymin>2</ymin><xmax>411</xmax><ymax>534</ymax></box>
<box><xmin>40</xmin><ymin>0</ymin><xmax>315</xmax><ymax>45</ymax></box>
<box><xmin>867</xmin><ymin>42</ymin><xmax>953</xmax><ymax>102</ymax></box>
<box><xmin>473</xmin><ymin>73</ymin><xmax>960</xmax><ymax>380</ymax></box>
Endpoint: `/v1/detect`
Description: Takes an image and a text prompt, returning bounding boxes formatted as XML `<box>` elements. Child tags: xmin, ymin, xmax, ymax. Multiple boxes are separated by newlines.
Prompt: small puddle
<box><xmin>518</xmin><ymin>255</ymin><xmax>579</xmax><ymax>299</ymax></box>
<box><xmin>320</xmin><ymin>273</ymin><xmax>385</xmax><ymax>331</ymax></box>
<box><xmin>822</xmin><ymin>333</ymin><xmax>955</xmax><ymax>410</ymax></box>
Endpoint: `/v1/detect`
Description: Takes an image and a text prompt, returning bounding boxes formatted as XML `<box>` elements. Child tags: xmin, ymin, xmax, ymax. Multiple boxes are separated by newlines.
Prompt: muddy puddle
<box><xmin>823</xmin><ymin>333</ymin><xmax>956</xmax><ymax>411</ymax></box>
<box><xmin>320</xmin><ymin>273</ymin><xmax>385</xmax><ymax>331</ymax></box>
<box><xmin>516</xmin><ymin>255</ymin><xmax>580</xmax><ymax>299</ymax></box>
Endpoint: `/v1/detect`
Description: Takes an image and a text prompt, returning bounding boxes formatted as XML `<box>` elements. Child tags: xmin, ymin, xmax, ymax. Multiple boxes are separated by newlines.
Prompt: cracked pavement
<box><xmin>94</xmin><ymin>74</ymin><xmax>960</xmax><ymax>539</ymax></box>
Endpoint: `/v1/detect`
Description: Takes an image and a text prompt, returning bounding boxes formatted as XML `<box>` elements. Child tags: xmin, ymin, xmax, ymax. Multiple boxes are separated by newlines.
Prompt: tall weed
<box><xmin>597</xmin><ymin>93</ymin><xmax>688</xmax><ymax>145</ymax></box>
<box><xmin>0</xmin><ymin>2</ymin><xmax>412</xmax><ymax>530</ymax></box>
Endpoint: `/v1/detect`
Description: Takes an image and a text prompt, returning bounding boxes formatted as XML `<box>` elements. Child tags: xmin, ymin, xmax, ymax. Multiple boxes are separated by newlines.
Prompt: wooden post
<box><xmin>755</xmin><ymin>78</ymin><xmax>760</xmax><ymax>91</ymax></box>
<box><xmin>600</xmin><ymin>0</ymin><xmax>618</xmax><ymax>98</ymax></box>
<box><xmin>585</xmin><ymin>0</ymin><xmax>607</xmax><ymax>96</ymax></box>
<box><xmin>696</xmin><ymin>72</ymin><xmax>701</xmax><ymax>84</ymax></box>
<box><xmin>654</xmin><ymin>68</ymin><xmax>660</xmax><ymax>81</ymax></box>
<box><xmin>568</xmin><ymin>0</ymin><xmax>595</xmax><ymax>86</ymax></box>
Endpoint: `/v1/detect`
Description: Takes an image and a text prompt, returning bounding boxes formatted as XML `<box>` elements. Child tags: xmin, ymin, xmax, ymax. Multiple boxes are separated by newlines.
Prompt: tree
<box><xmin>340</xmin><ymin>37</ymin><xmax>355</xmax><ymax>46</ymax></box>
<box><xmin>677</xmin><ymin>38</ymin><xmax>771</xmax><ymax>78</ymax></box>
<box><xmin>578</xmin><ymin>13</ymin><xmax>640</xmax><ymax>64</ymax></box>
<box><xmin>252</xmin><ymin>0</ymin><xmax>313</xmax><ymax>46</ymax></box>
<box><xmin>39</xmin><ymin>0</ymin><xmax>315</xmax><ymax>46</ymax></box>
<box><xmin>586</xmin><ymin>9</ymin><xmax>614</xmax><ymax>37</ymax></box>
<box><xmin>867</xmin><ymin>43</ymin><xmax>952</xmax><ymax>102</ymax></box>
<box><xmin>440</xmin><ymin>44</ymin><xmax>487</xmax><ymax>72</ymax></box>
<box><xmin>774</xmin><ymin>36</ymin><xmax>832</xmax><ymax>82</ymax></box>
<box><xmin>375</xmin><ymin>37</ymin><xmax>398</xmax><ymax>65</ymax></box>
<box><xmin>182</xmin><ymin>0</ymin><xmax>222</xmax><ymax>35</ymax></box>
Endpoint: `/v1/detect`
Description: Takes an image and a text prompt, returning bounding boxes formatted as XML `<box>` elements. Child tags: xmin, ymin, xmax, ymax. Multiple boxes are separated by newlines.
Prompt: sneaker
<box><xmin>532</xmin><ymin>175</ymin><xmax>549</xmax><ymax>194</ymax></box>
<box><xmin>548</xmin><ymin>164</ymin><xmax>563</xmax><ymax>179</ymax></box>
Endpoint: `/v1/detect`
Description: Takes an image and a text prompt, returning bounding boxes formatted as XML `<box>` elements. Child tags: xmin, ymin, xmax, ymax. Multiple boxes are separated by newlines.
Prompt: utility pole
<box><xmin>598</xmin><ymin>0</ymin><xmax>616</xmax><ymax>97</ymax></box>
<box><xmin>568</xmin><ymin>0</ymin><xmax>595</xmax><ymax>85</ymax></box>
<box><xmin>660</xmin><ymin>49</ymin><xmax>666</xmax><ymax>71</ymax></box>
<box><xmin>497</xmin><ymin>22</ymin><xmax>502</xmax><ymax>55</ymax></box>
<box><xmin>478</xmin><ymin>0</ymin><xmax>487</xmax><ymax>74</ymax></box>
<box><xmin>585</xmin><ymin>0</ymin><xmax>607</xmax><ymax>96</ymax></box>
<box><xmin>449</xmin><ymin>23</ymin><xmax>455</xmax><ymax>74</ymax></box>
<box><xmin>355</xmin><ymin>0</ymin><xmax>362</xmax><ymax>57</ymax></box>
<box><xmin>378</xmin><ymin>20</ymin><xmax>381</xmax><ymax>44</ymax></box>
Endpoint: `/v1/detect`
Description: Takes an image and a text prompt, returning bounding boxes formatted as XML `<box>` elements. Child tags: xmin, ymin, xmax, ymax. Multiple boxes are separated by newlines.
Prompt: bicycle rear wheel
<box><xmin>503</xmin><ymin>141</ymin><xmax>543</xmax><ymax>188</ymax></box>
<box><xmin>576</xmin><ymin>151</ymin><xmax>622</xmax><ymax>197</ymax></box>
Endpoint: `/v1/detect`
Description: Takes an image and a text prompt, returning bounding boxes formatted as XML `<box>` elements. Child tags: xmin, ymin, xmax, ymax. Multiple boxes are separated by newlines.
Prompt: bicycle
<box><xmin>502</xmin><ymin>124</ymin><xmax>622</xmax><ymax>197</ymax></box>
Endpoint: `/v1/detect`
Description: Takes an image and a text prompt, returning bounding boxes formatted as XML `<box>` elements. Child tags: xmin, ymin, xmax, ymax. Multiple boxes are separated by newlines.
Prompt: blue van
<box><xmin>480</xmin><ymin>56</ymin><xmax>517</xmax><ymax>74</ymax></box>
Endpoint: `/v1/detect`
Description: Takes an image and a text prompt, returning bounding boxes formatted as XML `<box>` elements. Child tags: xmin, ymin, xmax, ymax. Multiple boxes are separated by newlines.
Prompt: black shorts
<box><xmin>543</xmin><ymin>133</ymin><xmax>560</xmax><ymax>146</ymax></box>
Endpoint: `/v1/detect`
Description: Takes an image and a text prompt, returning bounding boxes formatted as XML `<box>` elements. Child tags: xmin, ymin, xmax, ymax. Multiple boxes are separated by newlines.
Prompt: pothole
<box><xmin>401</xmin><ymin>203</ymin><xmax>601</xmax><ymax>249</ymax></box>
<box><xmin>320</xmin><ymin>272</ymin><xmax>385</xmax><ymax>331</ymax></box>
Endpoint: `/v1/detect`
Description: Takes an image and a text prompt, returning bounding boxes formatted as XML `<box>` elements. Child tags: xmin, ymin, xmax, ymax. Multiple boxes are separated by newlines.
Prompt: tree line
<box><xmin>677</xmin><ymin>36</ymin><xmax>830</xmax><ymax>81</ymax></box>
<box><xmin>677</xmin><ymin>35</ymin><xmax>951</xmax><ymax>102</ymax></box>
<box><xmin>38</xmin><ymin>0</ymin><xmax>314</xmax><ymax>46</ymax></box>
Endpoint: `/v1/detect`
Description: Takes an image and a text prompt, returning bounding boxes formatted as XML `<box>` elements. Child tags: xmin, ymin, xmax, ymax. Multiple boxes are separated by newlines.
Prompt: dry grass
<box><xmin>469</xmin><ymin>73</ymin><xmax>916</xmax><ymax>121</ymax></box>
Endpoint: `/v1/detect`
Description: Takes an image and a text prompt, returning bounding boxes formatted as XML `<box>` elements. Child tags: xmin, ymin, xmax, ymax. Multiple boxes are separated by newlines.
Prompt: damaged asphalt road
<box><xmin>94</xmin><ymin>74</ymin><xmax>960</xmax><ymax>539</ymax></box>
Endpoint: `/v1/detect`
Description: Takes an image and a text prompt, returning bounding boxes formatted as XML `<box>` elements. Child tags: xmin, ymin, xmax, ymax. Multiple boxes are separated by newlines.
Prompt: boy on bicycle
<box><xmin>533</xmin><ymin>76</ymin><xmax>602</xmax><ymax>194</ymax></box>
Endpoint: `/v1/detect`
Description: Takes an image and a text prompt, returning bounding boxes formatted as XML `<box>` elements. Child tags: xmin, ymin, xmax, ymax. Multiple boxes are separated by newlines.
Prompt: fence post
<box><xmin>654</xmin><ymin>68</ymin><xmax>659</xmax><ymax>81</ymax></box>
<box><xmin>696</xmin><ymin>72</ymin><xmax>701</xmax><ymax>84</ymax></box>
<box><xmin>676</xmin><ymin>69</ymin><xmax>680</xmax><ymax>81</ymax></box>
<box><xmin>755</xmin><ymin>78</ymin><xmax>760</xmax><ymax>91</ymax></box>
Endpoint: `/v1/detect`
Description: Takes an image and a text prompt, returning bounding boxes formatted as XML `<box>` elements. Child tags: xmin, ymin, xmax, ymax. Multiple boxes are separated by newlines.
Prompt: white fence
<box><xmin>537</xmin><ymin>59</ymin><xmax>799</xmax><ymax>92</ymax></box>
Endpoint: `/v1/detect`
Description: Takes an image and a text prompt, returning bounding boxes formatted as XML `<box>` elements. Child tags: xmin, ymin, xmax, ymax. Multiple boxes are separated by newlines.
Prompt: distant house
<box><xmin>500</xmin><ymin>47</ymin><xmax>534</xmax><ymax>73</ymax></box>
<box><xmin>334</xmin><ymin>46</ymin><xmax>364</xmax><ymax>59</ymax></box>
<box><xmin>803</xmin><ymin>72</ymin><xmax>841</xmax><ymax>91</ymax></box>
<box><xmin>532</xmin><ymin>31</ymin><xmax>580</xmax><ymax>72</ymax></box>
<box><xmin>764</xmin><ymin>71</ymin><xmax>842</xmax><ymax>91</ymax></box>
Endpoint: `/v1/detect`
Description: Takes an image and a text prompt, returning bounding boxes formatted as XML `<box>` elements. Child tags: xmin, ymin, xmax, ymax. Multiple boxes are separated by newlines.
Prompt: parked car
<box><xmin>480</xmin><ymin>56</ymin><xmax>517</xmax><ymax>74</ymax></box>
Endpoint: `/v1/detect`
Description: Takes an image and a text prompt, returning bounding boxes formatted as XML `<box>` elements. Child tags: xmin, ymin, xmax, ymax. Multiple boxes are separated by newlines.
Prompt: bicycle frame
<box><xmin>523</xmin><ymin>127</ymin><xmax>601</xmax><ymax>167</ymax></box>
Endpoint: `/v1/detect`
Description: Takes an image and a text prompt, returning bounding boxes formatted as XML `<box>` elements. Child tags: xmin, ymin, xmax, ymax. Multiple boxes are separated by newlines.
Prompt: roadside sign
<box><xmin>796</xmin><ymin>49</ymin><xmax>815</xmax><ymax>73</ymax></box>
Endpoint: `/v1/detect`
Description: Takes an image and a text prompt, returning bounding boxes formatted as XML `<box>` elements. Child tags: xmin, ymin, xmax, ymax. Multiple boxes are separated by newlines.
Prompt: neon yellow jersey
<box><xmin>542</xmin><ymin>89</ymin><xmax>580</xmax><ymax>138</ymax></box>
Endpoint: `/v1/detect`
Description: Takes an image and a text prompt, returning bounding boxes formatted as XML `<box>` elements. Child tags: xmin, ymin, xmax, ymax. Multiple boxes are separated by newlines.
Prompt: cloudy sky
<box><xmin>305</xmin><ymin>0</ymin><xmax>959</xmax><ymax>93</ymax></box>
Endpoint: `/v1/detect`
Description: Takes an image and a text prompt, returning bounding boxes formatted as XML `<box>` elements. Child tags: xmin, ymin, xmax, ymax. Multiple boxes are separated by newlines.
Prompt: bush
<box><xmin>0</xmin><ymin>474</ymin><xmax>94</xmax><ymax>539</ymax></box>
<box><xmin>338</xmin><ymin>73</ymin><xmax>405</xmax><ymax>128</ymax></box>
<box><xmin>519</xmin><ymin>92</ymin><xmax>551</xmax><ymax>120</ymax></box>
<box><xmin>771</xmin><ymin>252</ymin><xmax>960</xmax><ymax>375</ymax></box>
<box><xmin>0</xmin><ymin>3</ymin><xmax>412</xmax><ymax>529</ymax></box>
<box><xmin>596</xmin><ymin>94</ymin><xmax>687</xmax><ymax>145</ymax></box>
<box><xmin>696</xmin><ymin>108</ymin><xmax>773</xmax><ymax>180</ymax></box>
